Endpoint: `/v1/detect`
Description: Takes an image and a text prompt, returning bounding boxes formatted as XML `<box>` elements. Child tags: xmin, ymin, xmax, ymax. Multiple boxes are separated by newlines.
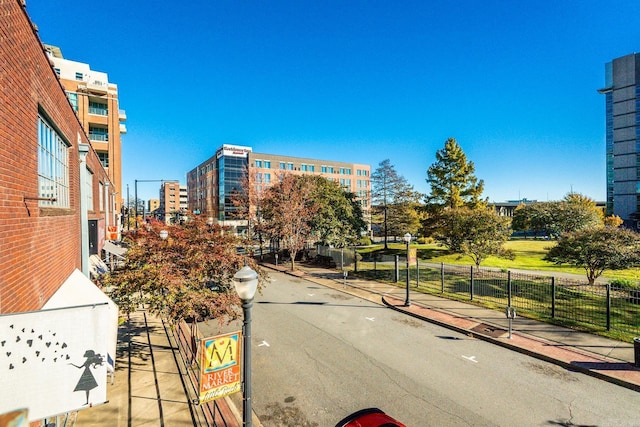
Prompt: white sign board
<box><xmin>0</xmin><ymin>304</ymin><xmax>109</xmax><ymax>421</ymax></box>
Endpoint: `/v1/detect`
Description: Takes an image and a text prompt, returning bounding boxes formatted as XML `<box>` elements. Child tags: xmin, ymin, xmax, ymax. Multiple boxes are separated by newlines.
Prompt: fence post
<box><xmin>470</xmin><ymin>266</ymin><xmax>474</xmax><ymax>301</ymax></box>
<box><xmin>507</xmin><ymin>270</ymin><xmax>512</xmax><ymax>308</ymax></box>
<box><xmin>395</xmin><ymin>254</ymin><xmax>399</xmax><ymax>283</ymax></box>
<box><xmin>354</xmin><ymin>247</ymin><xmax>358</xmax><ymax>273</ymax></box>
<box><xmin>441</xmin><ymin>262</ymin><xmax>445</xmax><ymax>293</ymax></box>
<box><xmin>416</xmin><ymin>257</ymin><xmax>419</xmax><ymax>288</ymax></box>
<box><xmin>606</xmin><ymin>283</ymin><xmax>611</xmax><ymax>331</ymax></box>
<box><xmin>551</xmin><ymin>277</ymin><xmax>556</xmax><ymax>319</ymax></box>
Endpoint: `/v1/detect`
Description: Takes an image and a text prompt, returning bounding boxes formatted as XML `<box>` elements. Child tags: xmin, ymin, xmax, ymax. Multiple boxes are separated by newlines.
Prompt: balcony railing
<box><xmin>89</xmin><ymin>133</ymin><xmax>109</xmax><ymax>142</ymax></box>
<box><xmin>89</xmin><ymin>106</ymin><xmax>108</xmax><ymax>116</ymax></box>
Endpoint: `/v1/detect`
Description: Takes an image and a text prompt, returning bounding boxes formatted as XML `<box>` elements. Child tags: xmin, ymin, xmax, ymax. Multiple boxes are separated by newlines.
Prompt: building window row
<box><xmin>356</xmin><ymin>169</ymin><xmax>368</xmax><ymax>176</ymax></box>
<box><xmin>38</xmin><ymin>115</ymin><xmax>70</xmax><ymax>208</ymax></box>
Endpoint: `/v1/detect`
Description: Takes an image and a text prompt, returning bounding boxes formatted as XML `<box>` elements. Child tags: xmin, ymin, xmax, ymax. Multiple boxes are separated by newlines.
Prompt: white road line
<box><xmin>366</xmin><ymin>317</ymin><xmax>375</xmax><ymax>322</ymax></box>
<box><xmin>308</xmin><ymin>293</ymin><xmax>315</xmax><ymax>296</ymax></box>
<box><xmin>462</xmin><ymin>355</ymin><xmax>478</xmax><ymax>363</ymax></box>
<box><xmin>258</xmin><ymin>341</ymin><xmax>270</xmax><ymax>347</ymax></box>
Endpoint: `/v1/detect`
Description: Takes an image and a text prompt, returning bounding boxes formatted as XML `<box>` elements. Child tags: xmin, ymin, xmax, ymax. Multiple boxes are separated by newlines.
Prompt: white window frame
<box><xmin>38</xmin><ymin>115</ymin><xmax>70</xmax><ymax>208</ymax></box>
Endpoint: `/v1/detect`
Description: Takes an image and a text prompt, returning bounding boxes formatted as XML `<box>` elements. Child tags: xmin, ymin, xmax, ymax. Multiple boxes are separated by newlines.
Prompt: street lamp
<box><xmin>233</xmin><ymin>265</ymin><xmax>259</xmax><ymax>427</ymax></box>
<box><xmin>403</xmin><ymin>233</ymin><xmax>412</xmax><ymax>306</ymax></box>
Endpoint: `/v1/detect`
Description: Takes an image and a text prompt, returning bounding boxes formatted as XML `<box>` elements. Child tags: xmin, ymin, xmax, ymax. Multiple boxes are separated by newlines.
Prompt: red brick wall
<box><xmin>0</xmin><ymin>1</ymin><xmax>112</xmax><ymax>313</ymax></box>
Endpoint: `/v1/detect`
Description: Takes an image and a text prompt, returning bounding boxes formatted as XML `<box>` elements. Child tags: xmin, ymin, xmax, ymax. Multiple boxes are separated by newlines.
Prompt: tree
<box><xmin>303</xmin><ymin>175</ymin><xmax>366</xmax><ymax>248</ymax></box>
<box><xmin>511</xmin><ymin>194</ymin><xmax>603</xmax><ymax>238</ymax></box>
<box><xmin>370</xmin><ymin>159</ymin><xmax>415</xmax><ymax>248</ymax></box>
<box><xmin>545</xmin><ymin>227</ymin><xmax>640</xmax><ymax>284</ymax></box>
<box><xmin>386</xmin><ymin>192</ymin><xmax>423</xmax><ymax>238</ymax></box>
<box><xmin>261</xmin><ymin>174</ymin><xmax>318</xmax><ymax>271</ymax></box>
<box><xmin>436</xmin><ymin>207</ymin><xmax>514</xmax><ymax>266</ymax></box>
<box><xmin>604</xmin><ymin>214</ymin><xmax>624</xmax><ymax>228</ymax></box>
<box><xmin>426</xmin><ymin>137</ymin><xmax>486</xmax><ymax>210</ymax></box>
<box><xmin>98</xmin><ymin>218</ymin><xmax>262</xmax><ymax>322</ymax></box>
<box><xmin>231</xmin><ymin>165</ymin><xmax>268</xmax><ymax>257</ymax></box>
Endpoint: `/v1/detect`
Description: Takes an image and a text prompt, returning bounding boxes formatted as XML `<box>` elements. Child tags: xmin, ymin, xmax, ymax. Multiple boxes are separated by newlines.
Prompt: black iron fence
<box><xmin>354</xmin><ymin>258</ymin><xmax>640</xmax><ymax>339</ymax></box>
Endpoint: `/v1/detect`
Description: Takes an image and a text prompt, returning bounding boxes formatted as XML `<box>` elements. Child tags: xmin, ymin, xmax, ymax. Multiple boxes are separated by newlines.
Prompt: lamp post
<box><xmin>233</xmin><ymin>266</ymin><xmax>259</xmax><ymax>427</ymax></box>
<box><xmin>403</xmin><ymin>233</ymin><xmax>412</xmax><ymax>306</ymax></box>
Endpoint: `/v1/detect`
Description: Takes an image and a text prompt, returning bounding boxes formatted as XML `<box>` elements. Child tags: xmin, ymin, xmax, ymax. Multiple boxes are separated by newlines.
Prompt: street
<box><xmin>246</xmin><ymin>271</ymin><xmax>638</xmax><ymax>427</ymax></box>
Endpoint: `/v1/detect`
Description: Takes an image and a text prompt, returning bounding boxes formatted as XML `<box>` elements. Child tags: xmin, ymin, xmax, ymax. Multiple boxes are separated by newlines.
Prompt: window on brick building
<box><xmin>97</xmin><ymin>151</ymin><xmax>109</xmax><ymax>168</ymax></box>
<box><xmin>38</xmin><ymin>115</ymin><xmax>70</xmax><ymax>208</ymax></box>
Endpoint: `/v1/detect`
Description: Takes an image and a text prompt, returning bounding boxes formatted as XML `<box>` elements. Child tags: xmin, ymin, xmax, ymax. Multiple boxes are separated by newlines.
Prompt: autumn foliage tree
<box><xmin>99</xmin><ymin>217</ymin><xmax>262</xmax><ymax>323</ymax></box>
<box><xmin>231</xmin><ymin>165</ymin><xmax>269</xmax><ymax>256</ymax></box>
<box><xmin>261</xmin><ymin>174</ymin><xmax>319</xmax><ymax>271</ymax></box>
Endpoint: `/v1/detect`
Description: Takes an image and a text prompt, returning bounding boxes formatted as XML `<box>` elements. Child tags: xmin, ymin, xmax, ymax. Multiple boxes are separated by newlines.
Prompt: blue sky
<box><xmin>27</xmin><ymin>1</ymin><xmax>640</xmax><ymax>203</ymax></box>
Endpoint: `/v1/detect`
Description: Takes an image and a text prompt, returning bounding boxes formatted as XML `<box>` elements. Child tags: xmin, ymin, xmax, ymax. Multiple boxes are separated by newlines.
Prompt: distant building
<box><xmin>44</xmin><ymin>44</ymin><xmax>127</xmax><ymax>215</ymax></box>
<box><xmin>492</xmin><ymin>199</ymin><xmax>537</xmax><ymax>217</ymax></box>
<box><xmin>148</xmin><ymin>198</ymin><xmax>160</xmax><ymax>218</ymax></box>
<box><xmin>599</xmin><ymin>53</ymin><xmax>640</xmax><ymax>229</ymax></box>
<box><xmin>159</xmin><ymin>181</ymin><xmax>185</xmax><ymax>224</ymax></box>
<box><xmin>187</xmin><ymin>144</ymin><xmax>371</xmax><ymax>234</ymax></box>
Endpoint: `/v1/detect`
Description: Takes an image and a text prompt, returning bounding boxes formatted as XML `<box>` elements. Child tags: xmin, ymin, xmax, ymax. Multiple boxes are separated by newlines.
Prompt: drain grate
<box><xmin>470</xmin><ymin>323</ymin><xmax>507</xmax><ymax>338</ymax></box>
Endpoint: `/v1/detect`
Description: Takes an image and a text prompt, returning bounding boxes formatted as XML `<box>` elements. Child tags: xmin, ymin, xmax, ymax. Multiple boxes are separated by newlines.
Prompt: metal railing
<box><xmin>173</xmin><ymin>320</ymin><xmax>233</xmax><ymax>426</ymax></box>
<box><xmin>353</xmin><ymin>259</ymin><xmax>640</xmax><ymax>339</ymax></box>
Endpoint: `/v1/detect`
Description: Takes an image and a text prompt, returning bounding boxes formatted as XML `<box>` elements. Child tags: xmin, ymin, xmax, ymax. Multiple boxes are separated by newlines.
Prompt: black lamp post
<box><xmin>403</xmin><ymin>233</ymin><xmax>412</xmax><ymax>306</ymax></box>
<box><xmin>233</xmin><ymin>266</ymin><xmax>259</xmax><ymax>427</ymax></box>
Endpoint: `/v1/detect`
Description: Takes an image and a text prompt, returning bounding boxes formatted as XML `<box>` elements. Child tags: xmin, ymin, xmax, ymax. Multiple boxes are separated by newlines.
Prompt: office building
<box><xmin>599</xmin><ymin>53</ymin><xmax>640</xmax><ymax>229</ymax></box>
<box><xmin>187</xmin><ymin>145</ymin><xmax>371</xmax><ymax>233</ymax></box>
<box><xmin>44</xmin><ymin>44</ymin><xmax>127</xmax><ymax>215</ymax></box>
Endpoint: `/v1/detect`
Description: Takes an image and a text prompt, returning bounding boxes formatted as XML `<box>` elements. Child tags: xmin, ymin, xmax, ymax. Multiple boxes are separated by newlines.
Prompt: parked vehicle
<box><xmin>335</xmin><ymin>408</ymin><xmax>406</xmax><ymax>427</ymax></box>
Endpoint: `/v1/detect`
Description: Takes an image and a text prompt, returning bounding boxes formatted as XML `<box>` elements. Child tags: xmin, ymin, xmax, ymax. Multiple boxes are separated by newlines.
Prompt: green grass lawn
<box><xmin>359</xmin><ymin>239</ymin><xmax>640</xmax><ymax>283</ymax></box>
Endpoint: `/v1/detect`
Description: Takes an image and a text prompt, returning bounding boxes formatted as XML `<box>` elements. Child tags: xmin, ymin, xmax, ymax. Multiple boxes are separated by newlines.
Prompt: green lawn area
<box><xmin>359</xmin><ymin>238</ymin><xmax>640</xmax><ymax>283</ymax></box>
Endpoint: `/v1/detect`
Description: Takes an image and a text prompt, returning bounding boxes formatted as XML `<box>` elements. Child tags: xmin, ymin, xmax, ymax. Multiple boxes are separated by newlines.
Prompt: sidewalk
<box><xmin>74</xmin><ymin>308</ymin><xmax>242</xmax><ymax>427</ymax></box>
<box><xmin>264</xmin><ymin>261</ymin><xmax>640</xmax><ymax>393</ymax></box>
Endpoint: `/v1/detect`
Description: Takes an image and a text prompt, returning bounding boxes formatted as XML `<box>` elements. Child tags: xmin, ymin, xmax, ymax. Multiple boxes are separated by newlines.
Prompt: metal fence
<box><xmin>353</xmin><ymin>258</ymin><xmax>640</xmax><ymax>339</ymax></box>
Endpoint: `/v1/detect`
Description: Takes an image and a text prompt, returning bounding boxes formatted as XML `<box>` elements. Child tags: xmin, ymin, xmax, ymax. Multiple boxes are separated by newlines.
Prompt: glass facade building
<box><xmin>599</xmin><ymin>53</ymin><xmax>640</xmax><ymax>229</ymax></box>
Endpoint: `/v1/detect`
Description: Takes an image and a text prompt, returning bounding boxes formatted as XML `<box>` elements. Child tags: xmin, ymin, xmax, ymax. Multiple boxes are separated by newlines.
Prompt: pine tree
<box><xmin>426</xmin><ymin>137</ymin><xmax>486</xmax><ymax>209</ymax></box>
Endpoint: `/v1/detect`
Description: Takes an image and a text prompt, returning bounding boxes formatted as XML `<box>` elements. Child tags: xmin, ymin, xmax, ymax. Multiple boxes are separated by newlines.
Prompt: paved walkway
<box><xmin>265</xmin><ymin>261</ymin><xmax>640</xmax><ymax>393</ymax></box>
<box><xmin>74</xmin><ymin>309</ymin><xmax>243</xmax><ymax>427</ymax></box>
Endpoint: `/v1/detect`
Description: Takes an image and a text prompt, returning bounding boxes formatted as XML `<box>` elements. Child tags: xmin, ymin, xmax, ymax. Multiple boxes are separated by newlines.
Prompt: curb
<box><xmin>381</xmin><ymin>296</ymin><xmax>640</xmax><ymax>393</ymax></box>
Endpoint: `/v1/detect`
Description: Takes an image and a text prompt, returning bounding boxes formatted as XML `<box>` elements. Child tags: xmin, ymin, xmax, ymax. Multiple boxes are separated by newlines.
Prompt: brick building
<box><xmin>187</xmin><ymin>144</ymin><xmax>371</xmax><ymax>233</ymax></box>
<box><xmin>0</xmin><ymin>1</ymin><xmax>118</xmax><ymax>422</ymax></box>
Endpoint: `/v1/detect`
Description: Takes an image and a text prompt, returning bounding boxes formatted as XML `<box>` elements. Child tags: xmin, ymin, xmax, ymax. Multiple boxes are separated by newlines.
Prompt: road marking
<box><xmin>308</xmin><ymin>293</ymin><xmax>315</xmax><ymax>297</ymax></box>
<box><xmin>366</xmin><ymin>317</ymin><xmax>375</xmax><ymax>322</ymax></box>
<box><xmin>258</xmin><ymin>341</ymin><xmax>270</xmax><ymax>347</ymax></box>
<box><xmin>462</xmin><ymin>355</ymin><xmax>478</xmax><ymax>363</ymax></box>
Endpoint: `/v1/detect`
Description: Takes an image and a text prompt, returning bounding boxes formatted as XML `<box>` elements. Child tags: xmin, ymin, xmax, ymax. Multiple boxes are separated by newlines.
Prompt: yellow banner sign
<box><xmin>199</xmin><ymin>331</ymin><xmax>242</xmax><ymax>404</ymax></box>
<box><xmin>408</xmin><ymin>247</ymin><xmax>417</xmax><ymax>264</ymax></box>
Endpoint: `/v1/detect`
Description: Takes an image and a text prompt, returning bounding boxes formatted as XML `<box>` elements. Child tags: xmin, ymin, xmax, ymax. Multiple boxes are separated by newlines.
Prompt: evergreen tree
<box><xmin>426</xmin><ymin>137</ymin><xmax>486</xmax><ymax>209</ymax></box>
<box><xmin>370</xmin><ymin>159</ymin><xmax>415</xmax><ymax>249</ymax></box>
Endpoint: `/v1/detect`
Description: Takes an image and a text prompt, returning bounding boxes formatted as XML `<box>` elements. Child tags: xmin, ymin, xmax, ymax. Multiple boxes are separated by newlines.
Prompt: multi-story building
<box><xmin>599</xmin><ymin>53</ymin><xmax>640</xmax><ymax>229</ymax></box>
<box><xmin>0</xmin><ymin>1</ymin><xmax>118</xmax><ymax>422</ymax></box>
<box><xmin>148</xmin><ymin>198</ymin><xmax>160</xmax><ymax>213</ymax></box>
<box><xmin>44</xmin><ymin>44</ymin><xmax>127</xmax><ymax>216</ymax></box>
<box><xmin>159</xmin><ymin>181</ymin><xmax>185</xmax><ymax>224</ymax></box>
<box><xmin>187</xmin><ymin>144</ymin><xmax>371</xmax><ymax>233</ymax></box>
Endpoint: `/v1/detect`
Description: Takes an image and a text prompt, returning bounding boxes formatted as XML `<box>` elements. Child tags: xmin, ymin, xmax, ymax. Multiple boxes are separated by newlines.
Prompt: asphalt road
<box><xmin>240</xmin><ymin>271</ymin><xmax>638</xmax><ymax>426</ymax></box>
